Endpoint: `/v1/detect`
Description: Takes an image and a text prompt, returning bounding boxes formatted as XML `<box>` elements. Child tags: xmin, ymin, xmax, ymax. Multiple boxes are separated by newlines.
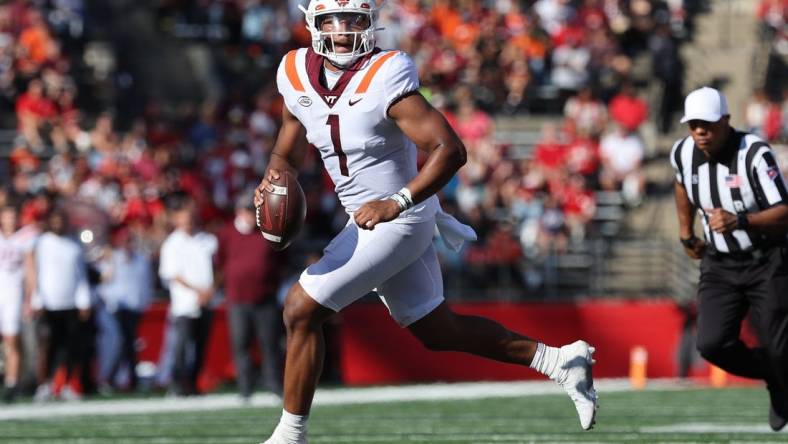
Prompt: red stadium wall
<box><xmin>338</xmin><ymin>299</ymin><xmax>690</xmax><ymax>384</ymax></box>
<box><xmin>135</xmin><ymin>299</ymin><xmax>750</xmax><ymax>391</ymax></box>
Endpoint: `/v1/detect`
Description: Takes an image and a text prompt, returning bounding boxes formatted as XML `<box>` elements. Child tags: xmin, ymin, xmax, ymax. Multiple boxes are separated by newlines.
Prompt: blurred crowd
<box><xmin>382</xmin><ymin>0</ymin><xmax>688</xmax><ymax>119</ymax></box>
<box><xmin>1</xmin><ymin>0</ymin><xmax>785</xmax><ymax>400</ymax></box>
<box><xmin>0</xmin><ymin>0</ymin><xmax>692</xmax><ymax>301</ymax></box>
<box><xmin>750</xmin><ymin>0</ymin><xmax>788</xmax><ymax>143</ymax></box>
<box><xmin>746</xmin><ymin>0</ymin><xmax>788</xmax><ymax>176</ymax></box>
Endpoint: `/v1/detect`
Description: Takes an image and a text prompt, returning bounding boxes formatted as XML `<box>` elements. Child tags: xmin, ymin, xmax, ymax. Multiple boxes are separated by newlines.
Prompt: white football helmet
<box><xmin>299</xmin><ymin>0</ymin><xmax>383</xmax><ymax>67</ymax></box>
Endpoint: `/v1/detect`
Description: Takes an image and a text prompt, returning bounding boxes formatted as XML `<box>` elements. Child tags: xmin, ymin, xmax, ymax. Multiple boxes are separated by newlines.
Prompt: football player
<box><xmin>254</xmin><ymin>1</ymin><xmax>598</xmax><ymax>442</ymax></box>
<box><xmin>0</xmin><ymin>203</ymin><xmax>37</xmax><ymax>403</ymax></box>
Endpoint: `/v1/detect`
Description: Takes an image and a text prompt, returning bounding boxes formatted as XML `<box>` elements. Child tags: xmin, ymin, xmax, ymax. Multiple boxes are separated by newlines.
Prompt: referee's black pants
<box><xmin>696</xmin><ymin>246</ymin><xmax>788</xmax><ymax>393</ymax></box>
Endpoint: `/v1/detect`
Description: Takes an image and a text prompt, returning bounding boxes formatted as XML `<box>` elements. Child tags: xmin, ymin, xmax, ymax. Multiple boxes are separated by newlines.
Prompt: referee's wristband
<box><xmin>736</xmin><ymin>213</ymin><xmax>749</xmax><ymax>230</ymax></box>
<box><xmin>680</xmin><ymin>235</ymin><xmax>699</xmax><ymax>248</ymax></box>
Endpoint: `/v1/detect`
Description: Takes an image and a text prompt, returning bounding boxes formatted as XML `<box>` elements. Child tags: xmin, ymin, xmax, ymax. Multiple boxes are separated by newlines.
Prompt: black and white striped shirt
<box><xmin>670</xmin><ymin>129</ymin><xmax>788</xmax><ymax>253</ymax></box>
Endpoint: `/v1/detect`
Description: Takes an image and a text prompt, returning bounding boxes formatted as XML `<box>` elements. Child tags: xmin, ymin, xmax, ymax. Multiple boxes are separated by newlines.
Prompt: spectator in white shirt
<box><xmin>31</xmin><ymin>208</ymin><xmax>91</xmax><ymax>402</ymax></box>
<box><xmin>159</xmin><ymin>198</ymin><xmax>217</xmax><ymax>396</ymax></box>
<box><xmin>0</xmin><ymin>203</ymin><xmax>36</xmax><ymax>403</ymax></box>
<box><xmin>550</xmin><ymin>35</ymin><xmax>590</xmax><ymax>97</ymax></box>
<box><xmin>599</xmin><ymin>126</ymin><xmax>646</xmax><ymax>206</ymax></box>
<box><xmin>97</xmin><ymin>226</ymin><xmax>153</xmax><ymax>391</ymax></box>
<box><xmin>564</xmin><ymin>87</ymin><xmax>608</xmax><ymax>137</ymax></box>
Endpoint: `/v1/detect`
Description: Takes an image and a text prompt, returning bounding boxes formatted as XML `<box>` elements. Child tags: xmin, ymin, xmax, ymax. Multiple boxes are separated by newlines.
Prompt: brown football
<box><xmin>255</xmin><ymin>170</ymin><xmax>306</xmax><ymax>251</ymax></box>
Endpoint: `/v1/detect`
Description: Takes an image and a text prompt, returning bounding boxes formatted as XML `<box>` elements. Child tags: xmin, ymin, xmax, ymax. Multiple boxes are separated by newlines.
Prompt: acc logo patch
<box><xmin>298</xmin><ymin>96</ymin><xmax>313</xmax><ymax>107</ymax></box>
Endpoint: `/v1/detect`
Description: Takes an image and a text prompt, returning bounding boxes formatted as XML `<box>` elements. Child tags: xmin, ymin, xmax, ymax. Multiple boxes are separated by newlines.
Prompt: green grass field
<box><xmin>0</xmin><ymin>383</ymin><xmax>785</xmax><ymax>443</ymax></box>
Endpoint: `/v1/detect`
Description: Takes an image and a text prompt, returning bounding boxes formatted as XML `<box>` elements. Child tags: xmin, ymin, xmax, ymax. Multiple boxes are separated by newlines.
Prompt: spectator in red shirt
<box><xmin>561</xmin><ymin>173</ymin><xmax>596</xmax><ymax>241</ymax></box>
<box><xmin>15</xmin><ymin>79</ymin><xmax>56</xmax><ymax>149</ymax></box>
<box><xmin>533</xmin><ymin>124</ymin><xmax>568</xmax><ymax>179</ymax></box>
<box><xmin>215</xmin><ymin>193</ymin><xmax>285</xmax><ymax>400</ymax></box>
<box><xmin>453</xmin><ymin>96</ymin><xmax>493</xmax><ymax>149</ymax></box>
<box><xmin>608</xmin><ymin>81</ymin><xmax>649</xmax><ymax>132</ymax></box>
<box><xmin>763</xmin><ymin>98</ymin><xmax>784</xmax><ymax>141</ymax></box>
<box><xmin>564</xmin><ymin>126</ymin><xmax>600</xmax><ymax>181</ymax></box>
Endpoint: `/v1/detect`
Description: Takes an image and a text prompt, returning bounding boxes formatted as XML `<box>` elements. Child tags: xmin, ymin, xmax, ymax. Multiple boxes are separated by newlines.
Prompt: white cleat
<box><xmin>33</xmin><ymin>383</ymin><xmax>53</xmax><ymax>403</ymax></box>
<box><xmin>557</xmin><ymin>340</ymin><xmax>598</xmax><ymax>430</ymax></box>
<box><xmin>260</xmin><ymin>436</ymin><xmax>307</xmax><ymax>444</ymax></box>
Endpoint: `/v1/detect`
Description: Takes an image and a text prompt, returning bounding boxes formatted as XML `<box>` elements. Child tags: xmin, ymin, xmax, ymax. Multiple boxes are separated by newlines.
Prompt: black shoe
<box><xmin>767</xmin><ymin>384</ymin><xmax>788</xmax><ymax>431</ymax></box>
<box><xmin>770</xmin><ymin>406</ymin><xmax>787</xmax><ymax>432</ymax></box>
<box><xmin>2</xmin><ymin>385</ymin><xmax>18</xmax><ymax>404</ymax></box>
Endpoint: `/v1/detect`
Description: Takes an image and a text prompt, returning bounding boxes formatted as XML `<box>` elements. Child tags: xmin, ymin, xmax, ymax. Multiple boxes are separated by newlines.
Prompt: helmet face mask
<box><xmin>315</xmin><ymin>13</ymin><xmax>371</xmax><ymax>32</ymax></box>
<box><xmin>300</xmin><ymin>0</ymin><xmax>381</xmax><ymax>67</ymax></box>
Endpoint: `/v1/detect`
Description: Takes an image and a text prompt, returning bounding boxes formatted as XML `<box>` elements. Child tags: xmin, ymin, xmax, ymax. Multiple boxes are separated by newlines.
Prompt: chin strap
<box><xmin>326</xmin><ymin>54</ymin><xmax>354</xmax><ymax>68</ymax></box>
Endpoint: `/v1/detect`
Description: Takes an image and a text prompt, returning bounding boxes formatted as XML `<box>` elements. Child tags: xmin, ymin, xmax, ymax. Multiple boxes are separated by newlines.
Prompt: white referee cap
<box><xmin>680</xmin><ymin>87</ymin><xmax>729</xmax><ymax>123</ymax></box>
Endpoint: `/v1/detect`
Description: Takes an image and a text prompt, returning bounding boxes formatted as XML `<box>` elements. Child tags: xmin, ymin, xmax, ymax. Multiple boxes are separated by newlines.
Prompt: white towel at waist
<box><xmin>435</xmin><ymin>210</ymin><xmax>477</xmax><ymax>252</ymax></box>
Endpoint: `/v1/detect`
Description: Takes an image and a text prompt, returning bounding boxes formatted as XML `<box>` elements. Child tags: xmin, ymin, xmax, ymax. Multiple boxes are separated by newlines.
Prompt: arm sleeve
<box><xmin>752</xmin><ymin>147</ymin><xmax>788</xmax><ymax>206</ymax></box>
<box><xmin>206</xmin><ymin>233</ymin><xmax>218</xmax><ymax>287</ymax></box>
<box><xmin>205</xmin><ymin>233</ymin><xmax>218</xmax><ymax>256</ymax></box>
<box><xmin>74</xmin><ymin>258</ymin><xmax>91</xmax><ymax>310</ymax></box>
<box><xmin>21</xmin><ymin>227</ymin><xmax>37</xmax><ymax>252</ymax></box>
<box><xmin>276</xmin><ymin>51</ymin><xmax>297</xmax><ymax>116</ymax></box>
<box><xmin>158</xmin><ymin>237</ymin><xmax>178</xmax><ymax>286</ymax></box>
<box><xmin>30</xmin><ymin>290</ymin><xmax>42</xmax><ymax>310</ymax></box>
<box><xmin>214</xmin><ymin>229</ymin><xmax>226</xmax><ymax>271</ymax></box>
<box><xmin>383</xmin><ymin>52</ymin><xmax>420</xmax><ymax>118</ymax></box>
<box><xmin>669</xmin><ymin>138</ymin><xmax>684</xmax><ymax>184</ymax></box>
<box><xmin>140</xmin><ymin>256</ymin><xmax>154</xmax><ymax>311</ymax></box>
<box><xmin>30</xmin><ymin>239</ymin><xmax>42</xmax><ymax>310</ymax></box>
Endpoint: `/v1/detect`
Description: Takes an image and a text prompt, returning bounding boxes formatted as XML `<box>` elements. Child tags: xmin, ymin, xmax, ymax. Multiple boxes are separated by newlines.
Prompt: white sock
<box><xmin>272</xmin><ymin>409</ymin><xmax>308</xmax><ymax>443</ymax></box>
<box><xmin>529</xmin><ymin>342</ymin><xmax>566</xmax><ymax>383</ymax></box>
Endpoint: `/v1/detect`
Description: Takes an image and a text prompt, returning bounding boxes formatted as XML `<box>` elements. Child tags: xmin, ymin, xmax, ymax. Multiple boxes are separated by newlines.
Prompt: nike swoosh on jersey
<box><xmin>349</xmin><ymin>98</ymin><xmax>362</xmax><ymax>106</ymax></box>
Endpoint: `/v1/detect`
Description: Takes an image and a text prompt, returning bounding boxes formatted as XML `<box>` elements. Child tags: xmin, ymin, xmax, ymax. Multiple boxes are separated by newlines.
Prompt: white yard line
<box><xmin>0</xmin><ymin>378</ymin><xmax>687</xmax><ymax>421</ymax></box>
<box><xmin>640</xmin><ymin>423</ymin><xmax>786</xmax><ymax>434</ymax></box>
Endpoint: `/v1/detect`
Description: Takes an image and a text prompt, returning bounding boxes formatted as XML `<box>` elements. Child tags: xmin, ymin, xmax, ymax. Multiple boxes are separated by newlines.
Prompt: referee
<box><xmin>670</xmin><ymin>87</ymin><xmax>788</xmax><ymax>431</ymax></box>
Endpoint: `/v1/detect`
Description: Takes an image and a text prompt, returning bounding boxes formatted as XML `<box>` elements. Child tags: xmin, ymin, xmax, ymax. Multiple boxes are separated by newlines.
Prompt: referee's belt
<box><xmin>707</xmin><ymin>247</ymin><xmax>773</xmax><ymax>261</ymax></box>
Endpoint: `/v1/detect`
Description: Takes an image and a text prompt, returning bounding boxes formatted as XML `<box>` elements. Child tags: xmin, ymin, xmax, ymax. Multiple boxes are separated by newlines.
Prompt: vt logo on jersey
<box><xmin>324</xmin><ymin>95</ymin><xmax>338</xmax><ymax>104</ymax></box>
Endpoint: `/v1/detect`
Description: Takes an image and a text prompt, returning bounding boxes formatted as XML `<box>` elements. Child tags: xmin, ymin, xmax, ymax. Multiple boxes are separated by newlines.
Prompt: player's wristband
<box><xmin>680</xmin><ymin>235</ymin><xmax>699</xmax><ymax>248</ymax></box>
<box><xmin>398</xmin><ymin>187</ymin><xmax>414</xmax><ymax>208</ymax></box>
<box><xmin>389</xmin><ymin>187</ymin><xmax>414</xmax><ymax>212</ymax></box>
<box><xmin>389</xmin><ymin>193</ymin><xmax>408</xmax><ymax>211</ymax></box>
